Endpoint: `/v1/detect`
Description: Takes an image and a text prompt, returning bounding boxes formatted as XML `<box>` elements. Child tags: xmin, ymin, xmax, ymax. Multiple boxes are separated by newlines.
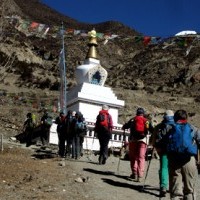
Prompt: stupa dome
<box><xmin>75</xmin><ymin>30</ymin><xmax>108</xmax><ymax>86</ymax></box>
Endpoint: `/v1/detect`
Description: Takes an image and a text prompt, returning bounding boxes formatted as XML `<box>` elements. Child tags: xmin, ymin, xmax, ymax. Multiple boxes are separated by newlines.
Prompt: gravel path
<box><xmin>68</xmin><ymin>153</ymin><xmax>200</xmax><ymax>200</ymax></box>
<box><xmin>2</xmin><ymin>138</ymin><xmax>200</xmax><ymax>200</ymax></box>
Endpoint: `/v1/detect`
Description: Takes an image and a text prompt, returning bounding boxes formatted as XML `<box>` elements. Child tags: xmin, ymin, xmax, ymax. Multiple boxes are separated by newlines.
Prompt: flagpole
<box><xmin>60</xmin><ymin>22</ymin><xmax>67</xmax><ymax>115</ymax></box>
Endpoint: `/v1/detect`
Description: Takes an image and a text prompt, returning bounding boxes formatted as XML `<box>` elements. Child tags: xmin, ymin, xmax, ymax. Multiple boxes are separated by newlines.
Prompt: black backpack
<box><xmin>155</xmin><ymin>123</ymin><xmax>171</xmax><ymax>150</ymax></box>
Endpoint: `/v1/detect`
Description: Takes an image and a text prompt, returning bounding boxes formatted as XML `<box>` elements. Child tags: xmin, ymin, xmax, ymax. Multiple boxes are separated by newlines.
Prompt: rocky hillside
<box><xmin>0</xmin><ymin>0</ymin><xmax>200</xmax><ymax>127</ymax></box>
<box><xmin>0</xmin><ymin>0</ymin><xmax>140</xmax><ymax>90</ymax></box>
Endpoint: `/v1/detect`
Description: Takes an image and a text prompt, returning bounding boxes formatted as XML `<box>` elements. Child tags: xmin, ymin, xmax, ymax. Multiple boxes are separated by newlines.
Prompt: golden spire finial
<box><xmin>86</xmin><ymin>28</ymin><xmax>98</xmax><ymax>59</ymax></box>
<box><xmin>88</xmin><ymin>29</ymin><xmax>97</xmax><ymax>38</ymax></box>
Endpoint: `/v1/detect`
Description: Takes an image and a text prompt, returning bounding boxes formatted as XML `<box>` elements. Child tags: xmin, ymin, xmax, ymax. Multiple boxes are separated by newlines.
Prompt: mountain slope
<box><xmin>0</xmin><ymin>0</ymin><xmax>200</xmax><ymax>123</ymax></box>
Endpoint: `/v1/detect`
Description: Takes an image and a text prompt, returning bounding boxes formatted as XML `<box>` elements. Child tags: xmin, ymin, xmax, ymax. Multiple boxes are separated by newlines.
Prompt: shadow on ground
<box><xmin>84</xmin><ymin>168</ymin><xmax>160</xmax><ymax>198</ymax></box>
<box><xmin>31</xmin><ymin>149</ymin><xmax>57</xmax><ymax>159</ymax></box>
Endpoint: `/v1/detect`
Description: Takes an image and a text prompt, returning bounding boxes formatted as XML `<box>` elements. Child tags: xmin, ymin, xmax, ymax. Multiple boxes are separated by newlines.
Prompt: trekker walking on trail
<box><xmin>152</xmin><ymin>110</ymin><xmax>175</xmax><ymax>197</ymax></box>
<box><xmin>71</xmin><ymin>111</ymin><xmax>87</xmax><ymax>159</ymax></box>
<box><xmin>23</xmin><ymin>112</ymin><xmax>36</xmax><ymax>147</ymax></box>
<box><xmin>65</xmin><ymin>110</ymin><xmax>75</xmax><ymax>158</ymax></box>
<box><xmin>95</xmin><ymin>104</ymin><xmax>113</xmax><ymax>165</ymax></box>
<box><xmin>122</xmin><ymin>107</ymin><xmax>150</xmax><ymax>182</ymax></box>
<box><xmin>55</xmin><ymin>111</ymin><xmax>66</xmax><ymax>157</ymax></box>
<box><xmin>40</xmin><ymin>109</ymin><xmax>52</xmax><ymax>148</ymax></box>
<box><xmin>77</xmin><ymin>113</ymin><xmax>87</xmax><ymax>157</ymax></box>
<box><xmin>165</xmin><ymin>110</ymin><xmax>200</xmax><ymax>200</ymax></box>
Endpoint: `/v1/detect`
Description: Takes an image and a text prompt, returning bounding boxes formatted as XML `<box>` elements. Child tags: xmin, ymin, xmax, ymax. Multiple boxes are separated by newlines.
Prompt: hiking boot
<box><xmin>41</xmin><ymin>146</ymin><xmax>46</xmax><ymax>150</ymax></box>
<box><xmin>26</xmin><ymin>143</ymin><xmax>31</xmax><ymax>147</ymax></box>
<box><xmin>137</xmin><ymin>177</ymin><xmax>142</xmax><ymax>182</ymax></box>
<box><xmin>99</xmin><ymin>156</ymin><xmax>103</xmax><ymax>165</ymax></box>
<box><xmin>65</xmin><ymin>154</ymin><xmax>70</xmax><ymax>159</ymax></box>
<box><xmin>102</xmin><ymin>158</ymin><xmax>106</xmax><ymax>165</ymax></box>
<box><xmin>75</xmin><ymin>156</ymin><xmax>81</xmax><ymax>160</ymax></box>
<box><xmin>160</xmin><ymin>188</ymin><xmax>167</xmax><ymax>197</ymax></box>
<box><xmin>129</xmin><ymin>174</ymin><xmax>136</xmax><ymax>180</ymax></box>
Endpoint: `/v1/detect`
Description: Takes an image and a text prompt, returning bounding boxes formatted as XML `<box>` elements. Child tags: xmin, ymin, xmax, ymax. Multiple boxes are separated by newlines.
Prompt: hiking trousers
<box><xmin>66</xmin><ymin>136</ymin><xmax>73</xmax><ymax>157</ymax></box>
<box><xmin>159</xmin><ymin>154</ymin><xmax>169</xmax><ymax>190</ymax></box>
<box><xmin>98</xmin><ymin>128</ymin><xmax>111</xmax><ymax>162</ymax></box>
<box><xmin>168</xmin><ymin>155</ymin><xmax>197</xmax><ymax>200</ymax></box>
<box><xmin>129</xmin><ymin>141</ymin><xmax>147</xmax><ymax>178</ymax></box>
<box><xmin>40</xmin><ymin>127</ymin><xmax>50</xmax><ymax>146</ymax></box>
<box><xmin>58</xmin><ymin>132</ymin><xmax>66</xmax><ymax>157</ymax></box>
<box><xmin>72</xmin><ymin>135</ymin><xmax>80</xmax><ymax>159</ymax></box>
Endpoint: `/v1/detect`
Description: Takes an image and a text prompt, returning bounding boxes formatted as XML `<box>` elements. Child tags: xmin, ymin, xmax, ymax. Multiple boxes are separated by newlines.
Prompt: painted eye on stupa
<box><xmin>91</xmin><ymin>71</ymin><xmax>101</xmax><ymax>84</ymax></box>
<box><xmin>88</xmin><ymin>64</ymin><xmax>107</xmax><ymax>86</ymax></box>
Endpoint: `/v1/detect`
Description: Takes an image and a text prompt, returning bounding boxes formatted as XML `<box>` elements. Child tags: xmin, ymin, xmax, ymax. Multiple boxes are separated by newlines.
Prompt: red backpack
<box><xmin>133</xmin><ymin>115</ymin><xmax>148</xmax><ymax>138</ymax></box>
<box><xmin>98</xmin><ymin>112</ymin><xmax>110</xmax><ymax>127</ymax></box>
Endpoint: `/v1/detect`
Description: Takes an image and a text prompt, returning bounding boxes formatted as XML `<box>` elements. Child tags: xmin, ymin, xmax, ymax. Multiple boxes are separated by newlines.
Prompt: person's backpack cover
<box><xmin>132</xmin><ymin>115</ymin><xmax>148</xmax><ymax>139</ymax></box>
<box><xmin>97</xmin><ymin>112</ymin><xmax>110</xmax><ymax>128</ymax></box>
<box><xmin>167</xmin><ymin>123</ymin><xmax>197</xmax><ymax>156</ymax></box>
<box><xmin>32</xmin><ymin>114</ymin><xmax>36</xmax><ymax>125</ymax></box>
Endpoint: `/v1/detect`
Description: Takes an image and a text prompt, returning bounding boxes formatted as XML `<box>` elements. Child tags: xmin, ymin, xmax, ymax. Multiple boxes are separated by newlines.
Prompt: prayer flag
<box><xmin>30</xmin><ymin>22</ymin><xmax>39</xmax><ymax>29</ymax></box>
<box><xmin>37</xmin><ymin>24</ymin><xmax>45</xmax><ymax>32</ymax></box>
<box><xmin>143</xmin><ymin>36</ymin><xmax>151</xmax><ymax>46</ymax></box>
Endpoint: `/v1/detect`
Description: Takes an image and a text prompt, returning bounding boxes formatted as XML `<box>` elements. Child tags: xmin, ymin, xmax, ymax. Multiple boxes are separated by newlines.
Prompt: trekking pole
<box><xmin>90</xmin><ymin>131</ymin><xmax>95</xmax><ymax>153</ymax></box>
<box><xmin>1</xmin><ymin>134</ymin><xmax>3</xmax><ymax>151</ymax></box>
<box><xmin>117</xmin><ymin>130</ymin><xmax>126</xmax><ymax>174</ymax></box>
<box><xmin>197</xmin><ymin>149</ymin><xmax>200</xmax><ymax>174</ymax></box>
<box><xmin>142</xmin><ymin>146</ymin><xmax>154</xmax><ymax>191</ymax></box>
<box><xmin>86</xmin><ymin>130</ymin><xmax>94</xmax><ymax>161</ymax></box>
<box><xmin>85</xmin><ymin>134</ymin><xmax>90</xmax><ymax>159</ymax></box>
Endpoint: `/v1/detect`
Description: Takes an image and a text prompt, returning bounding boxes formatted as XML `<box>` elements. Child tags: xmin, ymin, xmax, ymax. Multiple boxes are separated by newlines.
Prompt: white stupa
<box><xmin>67</xmin><ymin>29</ymin><xmax>124</xmax><ymax>126</ymax></box>
<box><xmin>50</xmin><ymin>30</ymin><xmax>127</xmax><ymax>150</ymax></box>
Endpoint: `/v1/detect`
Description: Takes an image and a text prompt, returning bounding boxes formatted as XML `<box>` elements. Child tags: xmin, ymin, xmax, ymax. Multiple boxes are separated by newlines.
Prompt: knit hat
<box><xmin>164</xmin><ymin>110</ymin><xmax>174</xmax><ymax>117</ymax></box>
<box><xmin>102</xmin><ymin>104</ymin><xmax>109</xmax><ymax>110</ymax></box>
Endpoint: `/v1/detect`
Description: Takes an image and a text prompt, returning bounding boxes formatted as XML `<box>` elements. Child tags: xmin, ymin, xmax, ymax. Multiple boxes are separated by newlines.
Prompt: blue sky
<box><xmin>41</xmin><ymin>0</ymin><xmax>199</xmax><ymax>37</ymax></box>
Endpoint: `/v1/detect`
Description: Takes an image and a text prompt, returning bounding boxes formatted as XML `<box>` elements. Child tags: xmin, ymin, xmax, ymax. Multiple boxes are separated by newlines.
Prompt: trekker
<box><xmin>71</xmin><ymin>111</ymin><xmax>87</xmax><ymax>159</ymax></box>
<box><xmin>95</xmin><ymin>104</ymin><xmax>113</xmax><ymax>165</ymax></box>
<box><xmin>55</xmin><ymin>111</ymin><xmax>66</xmax><ymax>157</ymax></box>
<box><xmin>152</xmin><ymin>110</ymin><xmax>175</xmax><ymax>197</ymax></box>
<box><xmin>40</xmin><ymin>110</ymin><xmax>52</xmax><ymax>148</ymax></box>
<box><xmin>79</xmin><ymin>115</ymin><xmax>88</xmax><ymax>157</ymax></box>
<box><xmin>122</xmin><ymin>107</ymin><xmax>150</xmax><ymax>182</ymax></box>
<box><xmin>23</xmin><ymin>112</ymin><xmax>36</xmax><ymax>147</ymax></box>
<box><xmin>165</xmin><ymin>110</ymin><xmax>200</xmax><ymax>200</ymax></box>
<box><xmin>76</xmin><ymin>112</ymin><xmax>87</xmax><ymax>157</ymax></box>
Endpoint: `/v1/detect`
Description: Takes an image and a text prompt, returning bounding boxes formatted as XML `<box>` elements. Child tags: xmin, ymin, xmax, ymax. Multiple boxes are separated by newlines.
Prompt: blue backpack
<box><xmin>75</xmin><ymin>121</ymin><xmax>87</xmax><ymax>137</ymax></box>
<box><xmin>167</xmin><ymin>123</ymin><xmax>197</xmax><ymax>156</ymax></box>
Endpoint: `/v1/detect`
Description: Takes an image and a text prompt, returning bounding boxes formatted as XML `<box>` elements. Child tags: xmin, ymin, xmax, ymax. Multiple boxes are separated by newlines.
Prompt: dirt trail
<box><xmin>1</xmin><ymin>138</ymin><xmax>200</xmax><ymax>200</ymax></box>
